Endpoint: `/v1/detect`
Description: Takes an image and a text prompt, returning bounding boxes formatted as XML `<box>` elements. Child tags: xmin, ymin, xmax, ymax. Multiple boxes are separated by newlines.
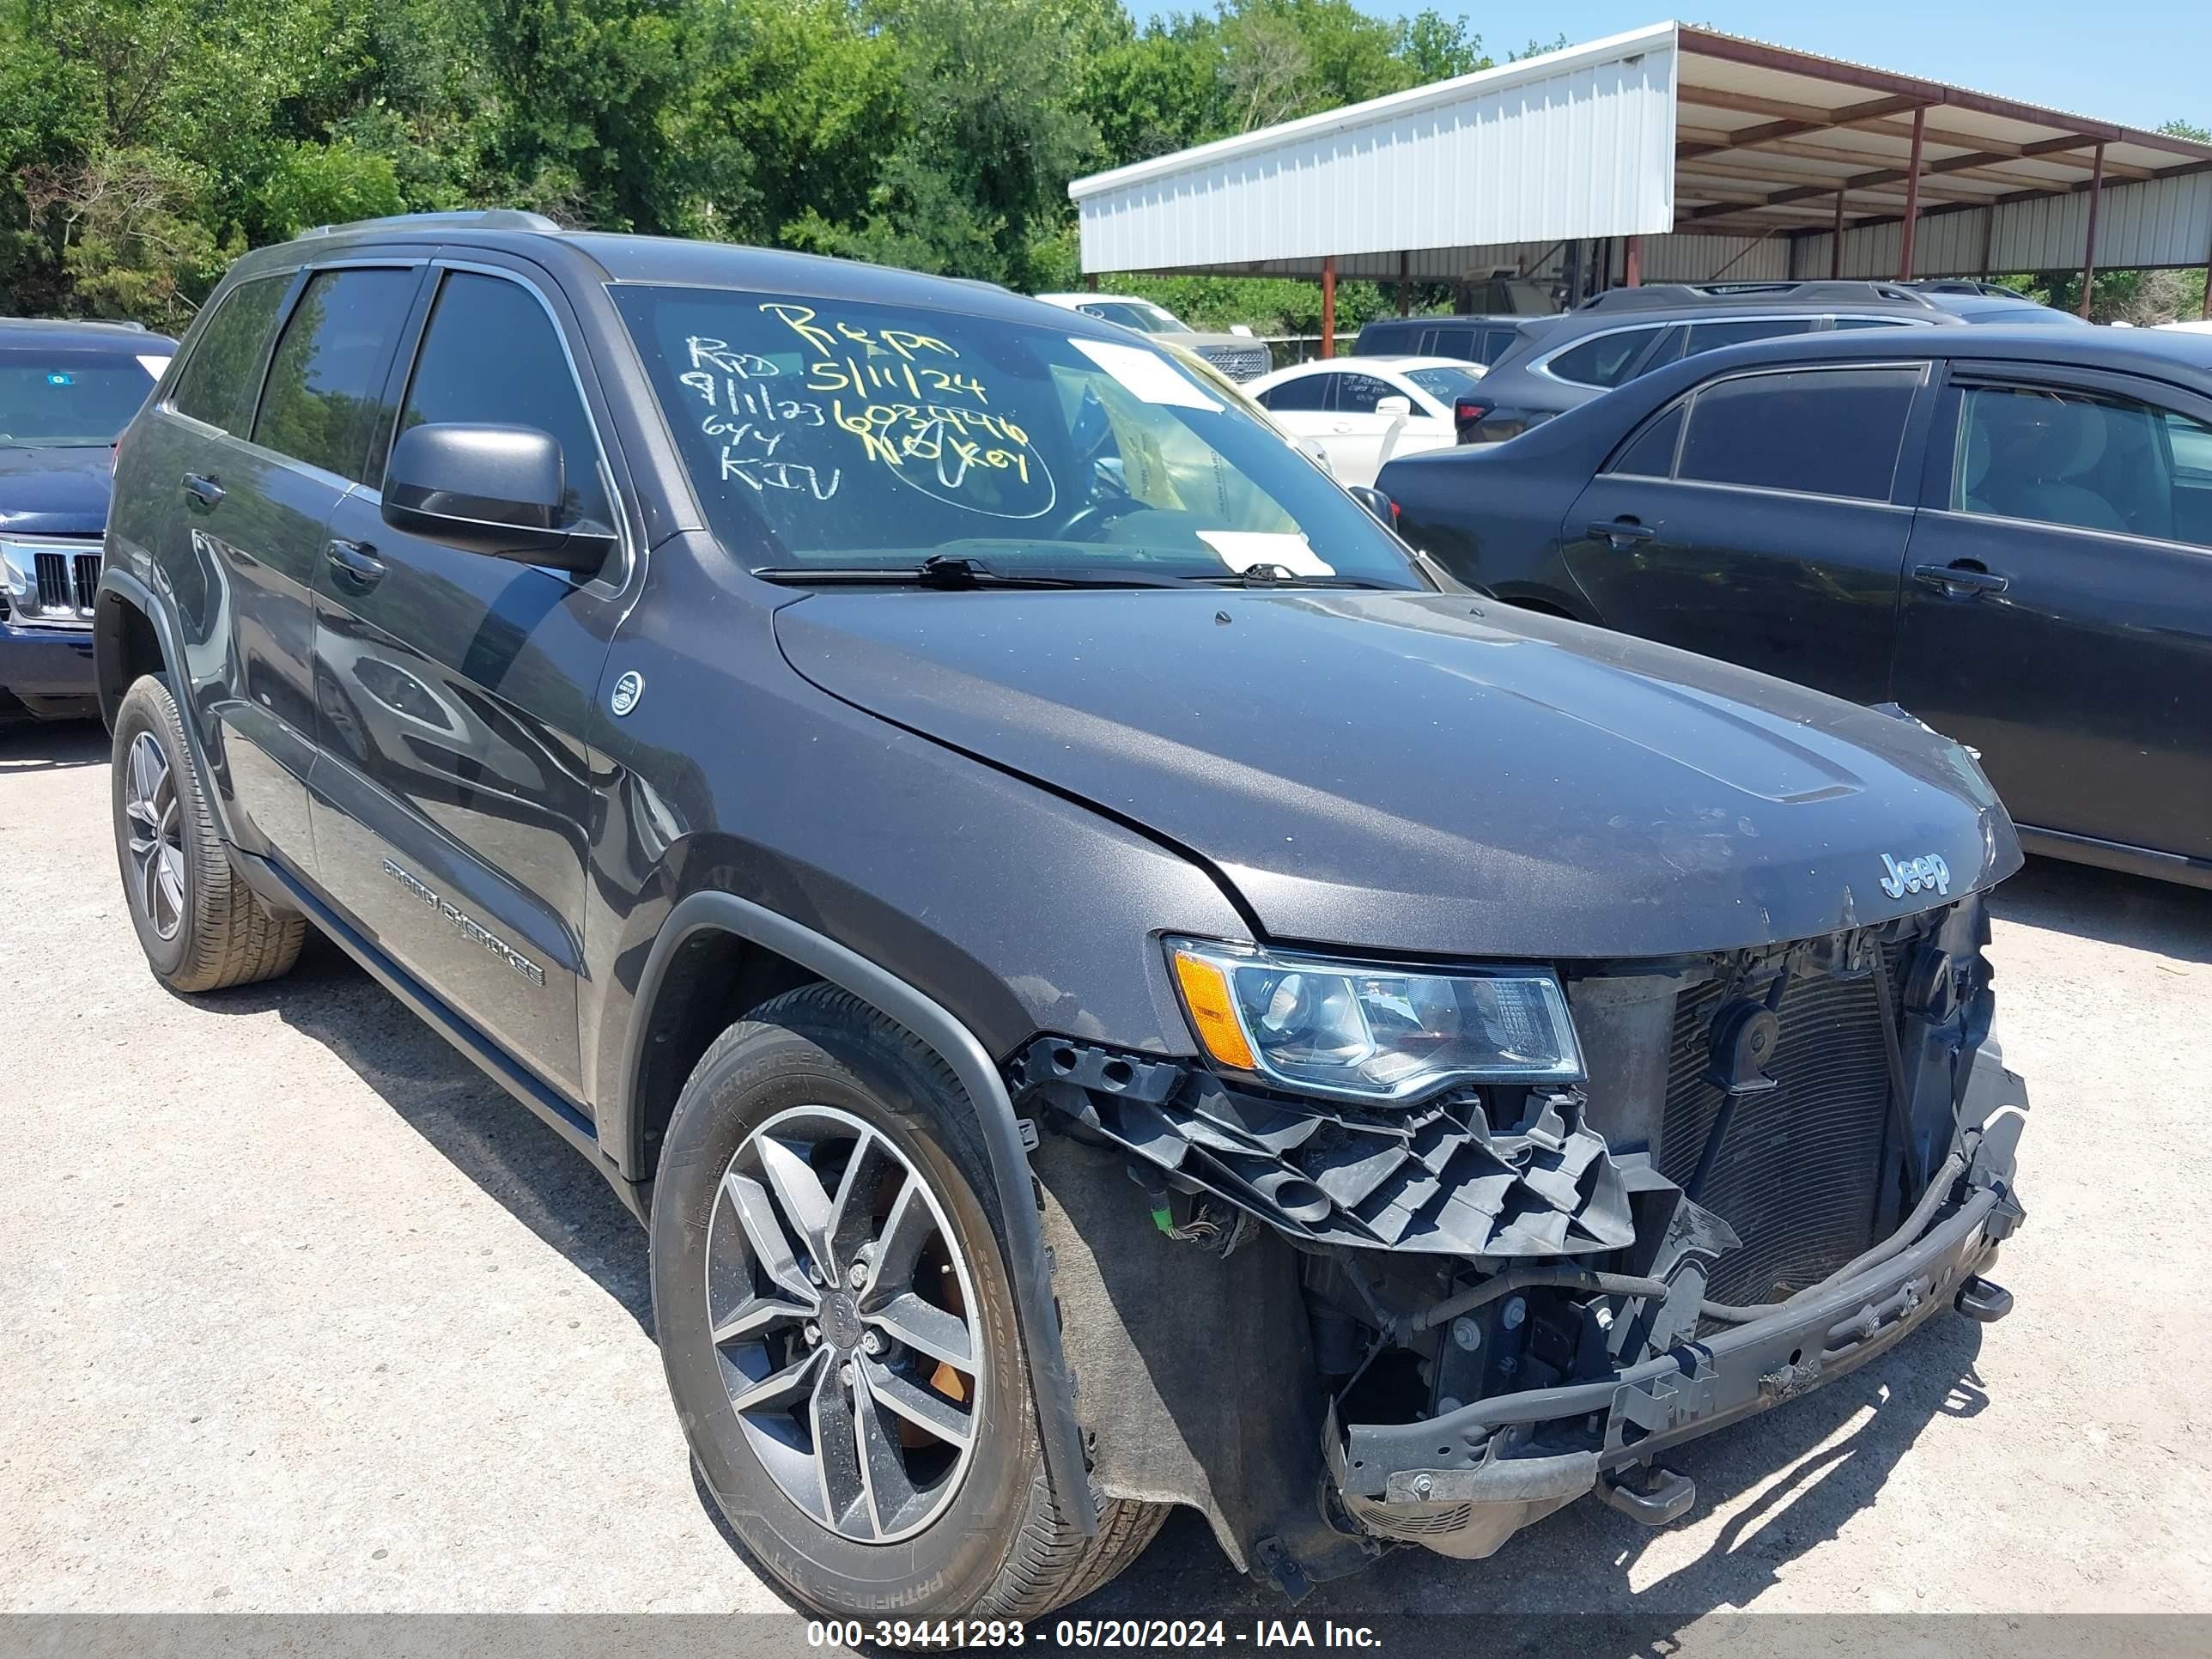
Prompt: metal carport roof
<box><xmin>1068</xmin><ymin>20</ymin><xmax>2212</xmax><ymax>294</ymax></box>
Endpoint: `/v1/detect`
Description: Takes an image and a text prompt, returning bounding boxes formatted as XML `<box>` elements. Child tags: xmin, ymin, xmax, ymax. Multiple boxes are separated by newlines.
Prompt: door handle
<box><xmin>1589</xmin><ymin>518</ymin><xmax>1655</xmax><ymax>549</ymax></box>
<box><xmin>1330</xmin><ymin>422</ymin><xmax>1354</xmax><ymax>434</ymax></box>
<box><xmin>325</xmin><ymin>538</ymin><xmax>386</xmax><ymax>592</ymax></box>
<box><xmin>1912</xmin><ymin>562</ymin><xmax>2008</xmax><ymax>599</ymax></box>
<box><xmin>182</xmin><ymin>472</ymin><xmax>224</xmax><ymax>509</ymax></box>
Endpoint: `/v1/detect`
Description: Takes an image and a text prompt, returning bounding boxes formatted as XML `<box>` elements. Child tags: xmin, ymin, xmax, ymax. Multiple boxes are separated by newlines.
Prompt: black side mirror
<box><xmin>1344</xmin><ymin>484</ymin><xmax>1396</xmax><ymax>526</ymax></box>
<box><xmin>382</xmin><ymin>422</ymin><xmax>614</xmax><ymax>574</ymax></box>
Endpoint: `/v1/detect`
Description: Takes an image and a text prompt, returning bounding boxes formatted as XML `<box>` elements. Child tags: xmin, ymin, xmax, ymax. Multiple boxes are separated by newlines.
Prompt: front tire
<box><xmin>650</xmin><ymin>983</ymin><xmax>1164</xmax><ymax>1621</ymax></box>
<box><xmin>109</xmin><ymin>673</ymin><xmax>305</xmax><ymax>993</ymax></box>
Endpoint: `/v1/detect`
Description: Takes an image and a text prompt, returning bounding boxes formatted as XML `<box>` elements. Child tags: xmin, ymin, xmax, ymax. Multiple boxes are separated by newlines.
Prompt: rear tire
<box><xmin>649</xmin><ymin>982</ymin><xmax>1164</xmax><ymax>1623</ymax></box>
<box><xmin>110</xmin><ymin>673</ymin><xmax>306</xmax><ymax>993</ymax></box>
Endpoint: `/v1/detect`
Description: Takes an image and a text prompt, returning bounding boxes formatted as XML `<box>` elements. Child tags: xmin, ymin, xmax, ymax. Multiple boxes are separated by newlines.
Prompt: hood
<box><xmin>0</xmin><ymin>446</ymin><xmax>116</xmax><ymax>537</ymax></box>
<box><xmin>774</xmin><ymin>590</ymin><xmax>2021</xmax><ymax>960</ymax></box>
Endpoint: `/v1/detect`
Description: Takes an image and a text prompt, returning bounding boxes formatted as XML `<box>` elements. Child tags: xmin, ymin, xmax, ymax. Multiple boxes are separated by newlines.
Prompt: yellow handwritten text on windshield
<box><xmin>756</xmin><ymin>301</ymin><xmax>1054</xmax><ymax>516</ymax></box>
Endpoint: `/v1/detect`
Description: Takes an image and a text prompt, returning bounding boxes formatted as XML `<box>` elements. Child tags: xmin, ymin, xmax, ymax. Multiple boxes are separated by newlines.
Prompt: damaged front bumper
<box><xmin>1328</xmin><ymin>1048</ymin><xmax>2028</xmax><ymax>1559</ymax></box>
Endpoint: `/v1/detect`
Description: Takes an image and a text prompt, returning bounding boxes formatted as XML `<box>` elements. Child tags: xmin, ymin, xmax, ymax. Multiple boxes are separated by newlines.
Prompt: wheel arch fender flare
<box><xmin>94</xmin><ymin>565</ymin><xmax>236</xmax><ymax>845</ymax></box>
<box><xmin>624</xmin><ymin>887</ymin><xmax>1096</xmax><ymax>1534</ymax></box>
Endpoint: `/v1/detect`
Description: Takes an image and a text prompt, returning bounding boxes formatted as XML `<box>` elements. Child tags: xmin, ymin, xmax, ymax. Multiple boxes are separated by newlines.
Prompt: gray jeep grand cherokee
<box><xmin>95</xmin><ymin>211</ymin><xmax>2028</xmax><ymax>1623</ymax></box>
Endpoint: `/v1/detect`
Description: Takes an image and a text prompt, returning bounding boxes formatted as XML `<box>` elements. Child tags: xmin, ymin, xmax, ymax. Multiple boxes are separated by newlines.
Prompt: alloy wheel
<box><xmin>705</xmin><ymin>1104</ymin><xmax>984</xmax><ymax>1543</ymax></box>
<box><xmin>123</xmin><ymin>731</ymin><xmax>186</xmax><ymax>942</ymax></box>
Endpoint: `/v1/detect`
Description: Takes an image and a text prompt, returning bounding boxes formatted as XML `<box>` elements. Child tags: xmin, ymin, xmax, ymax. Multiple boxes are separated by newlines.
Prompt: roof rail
<box><xmin>1578</xmin><ymin>280</ymin><xmax>1939</xmax><ymax>313</ymax></box>
<box><xmin>299</xmin><ymin>209</ymin><xmax>563</xmax><ymax>240</ymax></box>
<box><xmin>0</xmin><ymin>314</ymin><xmax>149</xmax><ymax>331</ymax></box>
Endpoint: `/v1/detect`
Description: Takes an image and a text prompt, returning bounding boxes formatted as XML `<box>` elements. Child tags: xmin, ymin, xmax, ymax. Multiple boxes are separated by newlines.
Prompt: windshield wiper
<box><xmin>1188</xmin><ymin>562</ymin><xmax>1398</xmax><ymax>590</ymax></box>
<box><xmin>750</xmin><ymin>554</ymin><xmax>1184</xmax><ymax>589</ymax></box>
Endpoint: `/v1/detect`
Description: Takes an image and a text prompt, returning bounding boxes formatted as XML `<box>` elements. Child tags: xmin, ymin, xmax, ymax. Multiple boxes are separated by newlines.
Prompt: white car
<box><xmin>1032</xmin><ymin>292</ymin><xmax>1272</xmax><ymax>381</ymax></box>
<box><xmin>1245</xmin><ymin>356</ymin><xmax>1486</xmax><ymax>486</ymax></box>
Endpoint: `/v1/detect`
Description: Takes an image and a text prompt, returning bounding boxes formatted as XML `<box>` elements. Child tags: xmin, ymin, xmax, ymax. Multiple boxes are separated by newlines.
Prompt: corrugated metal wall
<box><xmin>1638</xmin><ymin>234</ymin><xmax>1791</xmax><ymax>283</ymax></box>
<box><xmin>1074</xmin><ymin>27</ymin><xmax>1678</xmax><ymax>274</ymax></box>
<box><xmin>1791</xmin><ymin>171</ymin><xmax>2212</xmax><ymax>278</ymax></box>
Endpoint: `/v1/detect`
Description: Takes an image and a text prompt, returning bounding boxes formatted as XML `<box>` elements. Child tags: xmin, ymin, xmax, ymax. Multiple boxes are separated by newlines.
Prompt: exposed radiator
<box><xmin>1658</xmin><ymin>951</ymin><xmax>1905</xmax><ymax>1308</ymax></box>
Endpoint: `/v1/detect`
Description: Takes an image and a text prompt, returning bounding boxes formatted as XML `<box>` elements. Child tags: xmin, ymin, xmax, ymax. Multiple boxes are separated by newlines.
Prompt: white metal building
<box><xmin>1067</xmin><ymin>21</ymin><xmax>2212</xmax><ymax>339</ymax></box>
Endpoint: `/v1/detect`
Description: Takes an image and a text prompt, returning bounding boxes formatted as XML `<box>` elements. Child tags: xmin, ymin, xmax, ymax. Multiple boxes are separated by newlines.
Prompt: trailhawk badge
<box><xmin>1880</xmin><ymin>851</ymin><xmax>1951</xmax><ymax>899</ymax></box>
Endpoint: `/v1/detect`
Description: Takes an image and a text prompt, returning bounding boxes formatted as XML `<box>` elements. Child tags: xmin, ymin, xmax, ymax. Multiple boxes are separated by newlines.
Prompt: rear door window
<box><xmin>1676</xmin><ymin>367</ymin><xmax>1922</xmax><ymax>501</ymax></box>
<box><xmin>168</xmin><ymin>276</ymin><xmax>291</xmax><ymax>436</ymax></box>
<box><xmin>252</xmin><ymin>267</ymin><xmax>418</xmax><ymax>481</ymax></box>
<box><xmin>1259</xmin><ymin>373</ymin><xmax>1333</xmax><ymax>413</ymax></box>
<box><xmin>1334</xmin><ymin>373</ymin><xmax>1396</xmax><ymax>415</ymax></box>
<box><xmin>391</xmin><ymin>270</ymin><xmax>612</xmax><ymax>528</ymax></box>
<box><xmin>1547</xmin><ymin>326</ymin><xmax>1662</xmax><ymax>388</ymax></box>
<box><xmin>1476</xmin><ymin>327</ymin><xmax>1518</xmax><ymax>365</ymax></box>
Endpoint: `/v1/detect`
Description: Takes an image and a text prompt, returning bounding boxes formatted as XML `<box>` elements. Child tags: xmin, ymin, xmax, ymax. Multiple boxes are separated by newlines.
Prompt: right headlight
<box><xmin>1166</xmin><ymin>938</ymin><xmax>1583</xmax><ymax>1103</ymax></box>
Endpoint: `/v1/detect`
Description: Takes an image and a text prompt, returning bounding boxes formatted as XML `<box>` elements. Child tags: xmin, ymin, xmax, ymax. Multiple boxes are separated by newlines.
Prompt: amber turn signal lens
<box><xmin>1172</xmin><ymin>949</ymin><xmax>1257</xmax><ymax>1072</ymax></box>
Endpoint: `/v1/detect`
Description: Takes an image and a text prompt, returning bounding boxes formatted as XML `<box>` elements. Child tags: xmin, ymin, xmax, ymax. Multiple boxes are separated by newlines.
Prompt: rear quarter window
<box><xmin>1547</xmin><ymin>327</ymin><xmax>1660</xmax><ymax>389</ymax></box>
<box><xmin>167</xmin><ymin>276</ymin><xmax>291</xmax><ymax>436</ymax></box>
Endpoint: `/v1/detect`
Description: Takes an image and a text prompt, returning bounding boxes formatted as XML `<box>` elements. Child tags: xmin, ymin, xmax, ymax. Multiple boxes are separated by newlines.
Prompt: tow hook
<box><xmin>1595</xmin><ymin>1464</ymin><xmax>1698</xmax><ymax>1528</ymax></box>
<box><xmin>1954</xmin><ymin>1274</ymin><xmax>2014</xmax><ymax>1324</ymax></box>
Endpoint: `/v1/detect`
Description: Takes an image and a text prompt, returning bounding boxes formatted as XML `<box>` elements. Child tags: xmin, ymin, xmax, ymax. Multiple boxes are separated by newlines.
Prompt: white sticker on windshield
<box><xmin>1069</xmin><ymin>338</ymin><xmax>1222</xmax><ymax>411</ymax></box>
<box><xmin>1197</xmin><ymin>530</ymin><xmax>1335</xmax><ymax>577</ymax></box>
<box><xmin>136</xmin><ymin>355</ymin><xmax>172</xmax><ymax>379</ymax></box>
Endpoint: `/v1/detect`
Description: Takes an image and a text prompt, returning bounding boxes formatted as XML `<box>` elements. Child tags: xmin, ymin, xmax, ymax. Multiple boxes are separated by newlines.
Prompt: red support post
<box><xmin>2079</xmin><ymin>143</ymin><xmax>2106</xmax><ymax>319</ymax></box>
<box><xmin>1321</xmin><ymin>256</ymin><xmax>1336</xmax><ymax>359</ymax></box>
<box><xmin>1831</xmin><ymin>189</ymin><xmax>1845</xmax><ymax>277</ymax></box>
<box><xmin>1084</xmin><ymin>271</ymin><xmax>1098</xmax><ymax>293</ymax></box>
<box><xmin>1624</xmin><ymin>234</ymin><xmax>1643</xmax><ymax>288</ymax></box>
<box><xmin>1897</xmin><ymin>106</ymin><xmax>1926</xmax><ymax>280</ymax></box>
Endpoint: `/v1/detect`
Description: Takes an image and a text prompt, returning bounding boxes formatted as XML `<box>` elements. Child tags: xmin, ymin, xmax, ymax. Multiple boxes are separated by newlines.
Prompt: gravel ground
<box><xmin>3</xmin><ymin>716</ymin><xmax>2208</xmax><ymax>1627</ymax></box>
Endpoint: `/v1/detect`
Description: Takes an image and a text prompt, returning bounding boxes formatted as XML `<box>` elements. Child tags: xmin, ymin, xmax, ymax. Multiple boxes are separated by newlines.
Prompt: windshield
<box><xmin>0</xmin><ymin>349</ymin><xmax>168</xmax><ymax>447</ymax></box>
<box><xmin>614</xmin><ymin>284</ymin><xmax>1424</xmax><ymax>586</ymax></box>
<box><xmin>1405</xmin><ymin>366</ymin><xmax>1486</xmax><ymax>403</ymax></box>
<box><xmin>1076</xmin><ymin>300</ymin><xmax>1192</xmax><ymax>337</ymax></box>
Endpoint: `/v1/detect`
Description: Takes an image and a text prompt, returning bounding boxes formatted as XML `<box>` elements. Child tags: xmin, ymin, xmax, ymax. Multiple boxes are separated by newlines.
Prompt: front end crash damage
<box><xmin>1010</xmin><ymin>897</ymin><xmax>2027</xmax><ymax>1587</ymax></box>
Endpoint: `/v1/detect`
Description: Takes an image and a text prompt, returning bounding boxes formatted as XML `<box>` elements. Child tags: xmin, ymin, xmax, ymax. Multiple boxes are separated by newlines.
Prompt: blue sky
<box><xmin>1124</xmin><ymin>3</ymin><xmax>2211</xmax><ymax>134</ymax></box>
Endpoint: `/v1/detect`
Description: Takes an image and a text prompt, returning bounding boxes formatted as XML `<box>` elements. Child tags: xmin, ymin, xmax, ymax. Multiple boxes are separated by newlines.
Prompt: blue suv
<box><xmin>1</xmin><ymin>318</ymin><xmax>174</xmax><ymax>720</ymax></box>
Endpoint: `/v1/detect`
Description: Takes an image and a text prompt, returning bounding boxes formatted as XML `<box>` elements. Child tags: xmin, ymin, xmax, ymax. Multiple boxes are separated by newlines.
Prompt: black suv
<box><xmin>1458</xmin><ymin>280</ymin><xmax>1960</xmax><ymax>443</ymax></box>
<box><xmin>97</xmin><ymin>213</ymin><xmax>2029</xmax><ymax>1623</ymax></box>
<box><xmin>1352</xmin><ymin>314</ymin><xmax>1528</xmax><ymax>368</ymax></box>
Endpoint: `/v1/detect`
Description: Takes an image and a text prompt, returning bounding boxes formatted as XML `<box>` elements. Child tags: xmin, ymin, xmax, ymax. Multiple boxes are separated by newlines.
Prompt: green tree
<box><xmin>788</xmin><ymin>0</ymin><xmax>1104</xmax><ymax>287</ymax></box>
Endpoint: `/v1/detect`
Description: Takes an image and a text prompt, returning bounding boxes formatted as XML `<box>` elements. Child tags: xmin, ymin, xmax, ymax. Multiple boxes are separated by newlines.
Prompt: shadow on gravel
<box><xmin>194</xmin><ymin>931</ymin><xmax>654</xmax><ymax>1332</ymax></box>
<box><xmin>0</xmin><ymin>715</ymin><xmax>106</xmax><ymax>771</ymax></box>
<box><xmin>1070</xmin><ymin>1316</ymin><xmax>1986</xmax><ymax>1632</ymax></box>
<box><xmin>1991</xmin><ymin>854</ymin><xmax>2212</xmax><ymax>964</ymax></box>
